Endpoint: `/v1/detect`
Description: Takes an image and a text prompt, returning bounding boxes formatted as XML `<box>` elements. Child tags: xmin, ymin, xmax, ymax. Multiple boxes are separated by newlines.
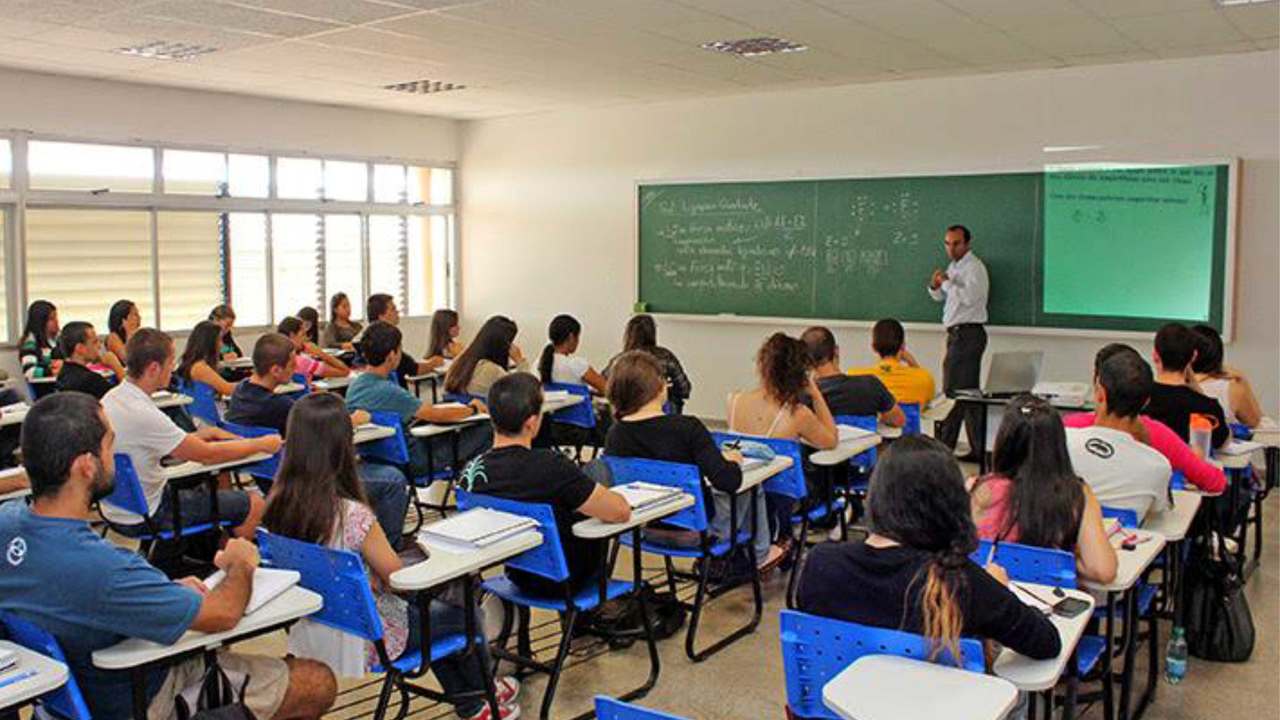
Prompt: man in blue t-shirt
<box><xmin>345</xmin><ymin>321</ymin><xmax>492</xmax><ymax>480</ymax></box>
<box><xmin>0</xmin><ymin>392</ymin><xmax>336</xmax><ymax>720</ymax></box>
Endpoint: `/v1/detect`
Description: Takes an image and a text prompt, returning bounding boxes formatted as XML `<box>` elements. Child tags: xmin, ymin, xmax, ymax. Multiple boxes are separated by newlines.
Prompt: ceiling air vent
<box><xmin>116</xmin><ymin>41</ymin><xmax>217</xmax><ymax>61</ymax></box>
<box><xmin>700</xmin><ymin>37</ymin><xmax>808</xmax><ymax>57</ymax></box>
<box><xmin>383</xmin><ymin>80</ymin><xmax>467</xmax><ymax>94</ymax></box>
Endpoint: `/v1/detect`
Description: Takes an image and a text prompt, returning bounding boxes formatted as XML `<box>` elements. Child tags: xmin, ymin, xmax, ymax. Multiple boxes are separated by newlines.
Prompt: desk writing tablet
<box><xmin>824</xmin><ymin>655</ymin><xmax>1017</xmax><ymax>720</ymax></box>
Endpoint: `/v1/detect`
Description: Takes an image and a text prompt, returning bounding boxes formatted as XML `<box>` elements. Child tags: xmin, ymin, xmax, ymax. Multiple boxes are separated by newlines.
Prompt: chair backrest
<box><xmin>456</xmin><ymin>490</ymin><xmax>568</xmax><ymax>583</ymax></box>
<box><xmin>595</xmin><ymin>696</ymin><xmax>689</xmax><ymax>720</ymax></box>
<box><xmin>255</xmin><ymin>529</ymin><xmax>384</xmax><ymax>642</ymax></box>
<box><xmin>1169</xmin><ymin>470</ymin><xmax>1187</xmax><ymax>491</ymax></box>
<box><xmin>779</xmin><ymin>610</ymin><xmax>983</xmax><ymax>720</ymax></box>
<box><xmin>1101</xmin><ymin>506</ymin><xmax>1139</xmax><ymax>529</ymax></box>
<box><xmin>545</xmin><ymin>382</ymin><xmax>595</xmax><ymax>429</ymax></box>
<box><xmin>711</xmin><ymin>431</ymin><xmax>806</xmax><ymax>500</ymax></box>
<box><xmin>0</xmin><ymin>610</ymin><xmax>93</xmax><ymax>720</ymax></box>
<box><xmin>289</xmin><ymin>372</ymin><xmax>312</xmax><ymax>397</ymax></box>
<box><xmin>177</xmin><ymin>377</ymin><xmax>221</xmax><ymax>425</ymax></box>
<box><xmin>834</xmin><ymin>414</ymin><xmax>879</xmax><ymax>471</ymax></box>
<box><xmin>1230</xmin><ymin>422</ymin><xmax>1252</xmax><ymax>441</ymax></box>
<box><xmin>900</xmin><ymin>402</ymin><xmax>922</xmax><ymax>436</ymax></box>
<box><xmin>356</xmin><ymin>411</ymin><xmax>411</xmax><ymax>467</ymax></box>
<box><xmin>602</xmin><ymin>456</ymin><xmax>706</xmax><ymax>532</ymax></box>
<box><xmin>971</xmin><ymin>540</ymin><xmax>1078</xmax><ymax>588</ymax></box>
<box><xmin>101</xmin><ymin>453</ymin><xmax>150</xmax><ymax>518</ymax></box>
<box><xmin>217</xmin><ymin>419</ymin><xmax>282</xmax><ymax>481</ymax></box>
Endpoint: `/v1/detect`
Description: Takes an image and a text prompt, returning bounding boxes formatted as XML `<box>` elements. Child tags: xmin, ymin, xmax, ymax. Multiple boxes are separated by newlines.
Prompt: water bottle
<box><xmin>1165</xmin><ymin>626</ymin><xmax>1188</xmax><ymax>684</ymax></box>
<box><xmin>1189</xmin><ymin>413</ymin><xmax>1216</xmax><ymax>459</ymax></box>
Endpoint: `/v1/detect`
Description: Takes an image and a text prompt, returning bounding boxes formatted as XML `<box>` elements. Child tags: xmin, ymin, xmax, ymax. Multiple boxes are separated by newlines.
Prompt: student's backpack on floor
<box><xmin>1182</xmin><ymin>532</ymin><xmax>1254</xmax><ymax>662</ymax></box>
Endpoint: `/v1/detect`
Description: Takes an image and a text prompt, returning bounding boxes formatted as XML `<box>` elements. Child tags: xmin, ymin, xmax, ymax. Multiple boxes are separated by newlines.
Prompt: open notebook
<box><xmin>419</xmin><ymin>507</ymin><xmax>539</xmax><ymax>552</ymax></box>
<box><xmin>837</xmin><ymin>424</ymin><xmax>877</xmax><ymax>442</ymax></box>
<box><xmin>205</xmin><ymin>567</ymin><xmax>301</xmax><ymax>615</ymax></box>
<box><xmin>613</xmin><ymin>481</ymin><xmax>683</xmax><ymax>511</ymax></box>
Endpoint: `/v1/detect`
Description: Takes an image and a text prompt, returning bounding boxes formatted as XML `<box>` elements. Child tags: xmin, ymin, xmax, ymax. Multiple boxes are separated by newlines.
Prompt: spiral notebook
<box><xmin>205</xmin><ymin>567</ymin><xmax>301</xmax><ymax>615</ymax></box>
<box><xmin>419</xmin><ymin>508</ymin><xmax>538</xmax><ymax>551</ymax></box>
<box><xmin>613</xmin><ymin>482</ymin><xmax>682</xmax><ymax>511</ymax></box>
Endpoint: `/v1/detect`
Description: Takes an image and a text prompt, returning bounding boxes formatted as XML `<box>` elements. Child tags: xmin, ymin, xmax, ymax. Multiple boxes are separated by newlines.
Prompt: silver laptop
<box><xmin>978</xmin><ymin>351</ymin><xmax>1043</xmax><ymax>398</ymax></box>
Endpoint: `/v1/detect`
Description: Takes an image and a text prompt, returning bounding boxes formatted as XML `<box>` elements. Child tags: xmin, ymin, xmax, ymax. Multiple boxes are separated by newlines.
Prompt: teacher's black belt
<box><xmin>946</xmin><ymin>323</ymin><xmax>984</xmax><ymax>336</ymax></box>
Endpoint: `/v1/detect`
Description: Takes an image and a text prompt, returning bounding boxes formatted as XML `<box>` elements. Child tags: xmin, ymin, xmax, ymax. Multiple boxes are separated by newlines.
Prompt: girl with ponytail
<box><xmin>538</xmin><ymin>314</ymin><xmax>607</xmax><ymax>394</ymax></box>
<box><xmin>796</xmin><ymin>435</ymin><xmax>1061</xmax><ymax>664</ymax></box>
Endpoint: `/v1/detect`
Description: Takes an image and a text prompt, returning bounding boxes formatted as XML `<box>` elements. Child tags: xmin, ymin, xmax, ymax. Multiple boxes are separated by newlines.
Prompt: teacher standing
<box><xmin>928</xmin><ymin>224</ymin><xmax>989</xmax><ymax>460</ymax></box>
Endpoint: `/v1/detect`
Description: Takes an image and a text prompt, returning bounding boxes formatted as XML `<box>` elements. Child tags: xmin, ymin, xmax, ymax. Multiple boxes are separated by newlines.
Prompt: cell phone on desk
<box><xmin>1053</xmin><ymin>596</ymin><xmax>1091</xmax><ymax>619</ymax></box>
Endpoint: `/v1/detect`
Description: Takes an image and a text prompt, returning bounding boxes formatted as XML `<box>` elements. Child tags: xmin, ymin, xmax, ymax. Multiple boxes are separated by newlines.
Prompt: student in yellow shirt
<box><xmin>849</xmin><ymin>319</ymin><xmax>936</xmax><ymax>407</ymax></box>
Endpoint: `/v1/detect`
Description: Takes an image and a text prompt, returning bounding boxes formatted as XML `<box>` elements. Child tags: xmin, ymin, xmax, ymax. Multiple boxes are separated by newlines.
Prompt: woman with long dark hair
<box><xmin>105</xmin><ymin>299</ymin><xmax>140</xmax><ymax>365</ymax></box>
<box><xmin>798</xmin><ymin>435</ymin><xmax>1061</xmax><ymax>663</ymax></box>
<box><xmin>426</xmin><ymin>309</ymin><xmax>464</xmax><ymax>361</ymax></box>
<box><xmin>537</xmin><ymin>314</ymin><xmax>607</xmax><ymax>394</ymax></box>
<box><xmin>177</xmin><ymin>320</ymin><xmax>237</xmax><ymax>396</ymax></box>
<box><xmin>320</xmin><ymin>292</ymin><xmax>362</xmax><ymax>350</ymax></box>
<box><xmin>604</xmin><ymin>314</ymin><xmax>692</xmax><ymax>409</ymax></box>
<box><xmin>1191</xmin><ymin>324</ymin><xmax>1262</xmax><ymax>427</ymax></box>
<box><xmin>263</xmin><ymin>394</ymin><xmax>520</xmax><ymax>719</ymax></box>
<box><xmin>970</xmin><ymin>394</ymin><xmax>1117</xmax><ymax>585</ymax></box>
<box><xmin>443</xmin><ymin>315</ymin><xmax>525</xmax><ymax>398</ymax></box>
<box><xmin>19</xmin><ymin>300</ymin><xmax>61</xmax><ymax>381</ymax></box>
<box><xmin>297</xmin><ymin>306</ymin><xmax>321</xmax><ymax>345</ymax></box>
<box><xmin>208</xmin><ymin>304</ymin><xmax>242</xmax><ymax>359</ymax></box>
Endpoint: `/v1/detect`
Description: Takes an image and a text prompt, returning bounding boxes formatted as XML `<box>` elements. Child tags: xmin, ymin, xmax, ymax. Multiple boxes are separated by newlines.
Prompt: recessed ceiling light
<box><xmin>116</xmin><ymin>41</ymin><xmax>217</xmax><ymax>61</ymax></box>
<box><xmin>700</xmin><ymin>37</ymin><xmax>808</xmax><ymax>58</ymax></box>
<box><xmin>383</xmin><ymin>80</ymin><xmax>467</xmax><ymax>95</ymax></box>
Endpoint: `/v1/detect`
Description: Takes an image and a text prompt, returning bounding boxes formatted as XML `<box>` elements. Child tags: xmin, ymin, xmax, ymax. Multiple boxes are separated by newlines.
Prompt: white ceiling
<box><xmin>0</xmin><ymin>0</ymin><xmax>1275</xmax><ymax>119</ymax></box>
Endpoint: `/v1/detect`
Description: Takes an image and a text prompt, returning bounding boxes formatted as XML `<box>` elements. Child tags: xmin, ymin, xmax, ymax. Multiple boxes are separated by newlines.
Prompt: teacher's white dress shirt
<box><xmin>927</xmin><ymin>251</ymin><xmax>990</xmax><ymax>327</ymax></box>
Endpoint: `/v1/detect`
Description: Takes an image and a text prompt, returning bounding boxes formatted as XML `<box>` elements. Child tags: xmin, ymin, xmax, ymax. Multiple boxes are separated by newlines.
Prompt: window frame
<box><xmin>0</xmin><ymin>130</ymin><xmax>457</xmax><ymax>347</ymax></box>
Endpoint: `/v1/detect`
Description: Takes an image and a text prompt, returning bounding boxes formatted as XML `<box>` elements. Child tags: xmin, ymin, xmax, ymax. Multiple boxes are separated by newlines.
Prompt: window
<box><xmin>0</xmin><ymin>210</ymin><xmax>6</xmax><ymax>338</ymax></box>
<box><xmin>229</xmin><ymin>154</ymin><xmax>269</xmax><ymax>198</ymax></box>
<box><xmin>323</xmin><ymin>215</ymin><xmax>363</xmax><ymax>320</ymax></box>
<box><xmin>0</xmin><ymin>140</ymin><xmax>10</xmax><ymax>189</ymax></box>
<box><xmin>157</xmin><ymin>212</ymin><xmax>223</xmax><ymax>331</ymax></box>
<box><xmin>406</xmin><ymin>215</ymin><xmax>452</xmax><ymax>315</ymax></box>
<box><xmin>28</xmin><ymin>141</ymin><xmax>153</xmax><ymax>193</ymax></box>
<box><xmin>227</xmin><ymin>213</ymin><xmax>269</xmax><ymax>327</ymax></box>
<box><xmin>369</xmin><ymin>215</ymin><xmax>406</xmax><ymax>307</ymax></box>
<box><xmin>163</xmin><ymin>150</ymin><xmax>227</xmax><ymax>195</ymax></box>
<box><xmin>323</xmin><ymin>160</ymin><xmax>367</xmax><ymax>202</ymax></box>
<box><xmin>277</xmin><ymin>157</ymin><xmax>322</xmax><ymax>200</ymax></box>
<box><xmin>409</xmin><ymin>166</ymin><xmax>453</xmax><ymax>205</ymax></box>
<box><xmin>374</xmin><ymin>164</ymin><xmax>405</xmax><ymax>203</ymax></box>
<box><xmin>25</xmin><ymin>209</ymin><xmax>154</xmax><ymax>327</ymax></box>
<box><xmin>271</xmin><ymin>214</ymin><xmax>321</xmax><ymax>321</ymax></box>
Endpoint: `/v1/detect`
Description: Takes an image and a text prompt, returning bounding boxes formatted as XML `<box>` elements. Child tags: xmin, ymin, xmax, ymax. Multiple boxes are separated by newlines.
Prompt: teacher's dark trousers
<box><xmin>936</xmin><ymin>323</ymin><xmax>987</xmax><ymax>456</ymax></box>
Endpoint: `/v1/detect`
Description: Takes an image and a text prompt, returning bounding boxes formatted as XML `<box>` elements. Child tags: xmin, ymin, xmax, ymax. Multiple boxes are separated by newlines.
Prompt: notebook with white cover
<box><xmin>543</xmin><ymin>390</ymin><xmax>572</xmax><ymax>402</ymax></box>
<box><xmin>205</xmin><ymin>567</ymin><xmax>300</xmax><ymax>615</ymax></box>
<box><xmin>1</xmin><ymin>402</ymin><xmax>28</xmax><ymax>414</ymax></box>
<box><xmin>837</xmin><ymin>424</ymin><xmax>877</xmax><ymax>442</ymax></box>
<box><xmin>419</xmin><ymin>508</ymin><xmax>538</xmax><ymax>551</ymax></box>
<box><xmin>613</xmin><ymin>482</ymin><xmax>681</xmax><ymax>510</ymax></box>
<box><xmin>1219</xmin><ymin>440</ymin><xmax>1262</xmax><ymax>456</ymax></box>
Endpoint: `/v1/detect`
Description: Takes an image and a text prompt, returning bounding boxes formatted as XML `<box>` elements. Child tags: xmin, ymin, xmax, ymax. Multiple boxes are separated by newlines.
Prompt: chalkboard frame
<box><xmin>634</xmin><ymin>159</ymin><xmax>1238</xmax><ymax>339</ymax></box>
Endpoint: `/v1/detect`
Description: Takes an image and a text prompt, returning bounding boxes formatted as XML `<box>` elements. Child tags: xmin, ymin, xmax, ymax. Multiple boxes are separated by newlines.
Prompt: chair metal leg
<box><xmin>785</xmin><ymin>514</ymin><xmax>810</xmax><ymax>610</ymax></box>
<box><xmin>684</xmin><ymin>542</ymin><xmax>764</xmax><ymax>662</ymax></box>
<box><xmin>538</xmin><ymin>607</ymin><xmax>577</xmax><ymax>720</ymax></box>
<box><xmin>371</xmin><ymin>673</ymin><xmax>397</xmax><ymax>720</ymax></box>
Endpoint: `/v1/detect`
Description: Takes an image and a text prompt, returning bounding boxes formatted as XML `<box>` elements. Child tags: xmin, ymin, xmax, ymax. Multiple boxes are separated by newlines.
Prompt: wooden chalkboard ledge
<box><xmin>649</xmin><ymin>313</ymin><xmax>1159</xmax><ymax>340</ymax></box>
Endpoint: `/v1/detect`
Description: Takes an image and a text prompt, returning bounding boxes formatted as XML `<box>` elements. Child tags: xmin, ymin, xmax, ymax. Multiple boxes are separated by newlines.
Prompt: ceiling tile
<box><xmin>0</xmin><ymin>0</ymin><xmax>141</xmax><ymax>24</ymax></box>
<box><xmin>1070</xmin><ymin>0</ymin><xmax>1218</xmax><ymax>19</ymax></box>
<box><xmin>942</xmin><ymin>0</ymin><xmax>1095</xmax><ymax>28</ymax></box>
<box><xmin>1221</xmin><ymin>3</ymin><xmax>1280</xmax><ymax>41</ymax></box>
<box><xmin>226</xmin><ymin>0</ymin><xmax>420</xmax><ymax>24</ymax></box>
<box><xmin>1011</xmin><ymin>17</ymin><xmax>1138</xmax><ymax>57</ymax></box>
<box><xmin>70</xmin><ymin>13</ymin><xmax>280</xmax><ymax>52</ymax></box>
<box><xmin>1110</xmin><ymin>9</ymin><xmax>1249</xmax><ymax>50</ymax></box>
<box><xmin>1153</xmin><ymin>40</ymin><xmax>1262</xmax><ymax>60</ymax></box>
<box><xmin>139</xmin><ymin>0</ymin><xmax>342</xmax><ymax>38</ymax></box>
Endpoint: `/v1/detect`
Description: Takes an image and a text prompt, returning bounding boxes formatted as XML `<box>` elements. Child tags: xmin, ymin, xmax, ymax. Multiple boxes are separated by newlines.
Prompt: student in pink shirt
<box><xmin>1063</xmin><ymin>343</ymin><xmax>1226</xmax><ymax>495</ymax></box>
<box><xmin>278</xmin><ymin>316</ymin><xmax>349</xmax><ymax>382</ymax></box>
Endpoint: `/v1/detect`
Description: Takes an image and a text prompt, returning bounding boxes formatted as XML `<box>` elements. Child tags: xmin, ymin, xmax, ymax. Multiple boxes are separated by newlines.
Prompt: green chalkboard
<box><xmin>637</xmin><ymin>165</ymin><xmax>1230</xmax><ymax>332</ymax></box>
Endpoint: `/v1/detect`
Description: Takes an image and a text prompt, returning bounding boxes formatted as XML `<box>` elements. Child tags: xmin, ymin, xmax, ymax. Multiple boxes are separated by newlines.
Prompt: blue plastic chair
<box><xmin>356</xmin><ymin>410</ymin><xmax>455</xmax><ymax>531</ymax></box>
<box><xmin>256</xmin><ymin>530</ymin><xmax>497</xmax><ymax>720</ymax></box>
<box><xmin>779</xmin><ymin>610</ymin><xmax>983</xmax><ymax>720</ymax></box>
<box><xmin>544</xmin><ymin>382</ymin><xmax>600</xmax><ymax>462</ymax></box>
<box><xmin>176</xmin><ymin>377</ymin><xmax>222</xmax><ymax>425</ymax></box>
<box><xmin>457</xmin><ymin>490</ymin><xmax>655</xmax><ymax>720</ymax></box>
<box><xmin>605</xmin><ymin>456</ymin><xmax>762</xmax><ymax>661</ymax></box>
<box><xmin>217</xmin><ymin>419</ymin><xmax>282</xmax><ymax>493</ymax></box>
<box><xmin>0</xmin><ymin>610</ymin><xmax>92</xmax><ymax>720</ymax></box>
<box><xmin>900</xmin><ymin>402</ymin><xmax>923</xmax><ymax>436</ymax></box>
<box><xmin>98</xmin><ymin>453</ymin><xmax>235</xmax><ymax>558</ymax></box>
<box><xmin>1230</xmin><ymin>422</ymin><xmax>1253</xmax><ymax>441</ymax></box>
<box><xmin>596</xmin><ymin>696</ymin><xmax>689</xmax><ymax>720</ymax></box>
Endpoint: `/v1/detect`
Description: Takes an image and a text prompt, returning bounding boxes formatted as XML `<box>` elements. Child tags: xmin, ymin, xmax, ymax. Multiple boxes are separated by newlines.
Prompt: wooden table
<box><xmin>824</xmin><ymin>654</ymin><xmax>1018</xmax><ymax>720</ymax></box>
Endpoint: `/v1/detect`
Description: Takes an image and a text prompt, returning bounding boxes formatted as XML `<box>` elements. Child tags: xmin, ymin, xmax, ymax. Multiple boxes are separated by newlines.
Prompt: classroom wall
<box><xmin>0</xmin><ymin>68</ymin><xmax>459</xmax><ymax>390</ymax></box>
<box><xmin>459</xmin><ymin>51</ymin><xmax>1280</xmax><ymax>421</ymax></box>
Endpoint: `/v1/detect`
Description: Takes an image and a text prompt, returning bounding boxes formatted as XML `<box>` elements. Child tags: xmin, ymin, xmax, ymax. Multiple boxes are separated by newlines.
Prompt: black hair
<box><xmin>361</xmin><ymin>321</ymin><xmax>402</xmax><ymax>366</ymax></box>
<box><xmin>1154</xmin><ymin>322</ymin><xmax>1196</xmax><ymax>371</ymax></box>
<box><xmin>177</xmin><ymin>321</ymin><xmax>223</xmax><ymax>382</ymax></box>
<box><xmin>22</xmin><ymin>392</ymin><xmax>109</xmax><ymax>501</ymax></box>
<box><xmin>800</xmin><ymin>326</ymin><xmax>837</xmax><ymax>366</ymax></box>
<box><xmin>126</xmin><ymin>328</ymin><xmax>174</xmax><ymax>379</ymax></box>
<box><xmin>488</xmin><ymin>373</ymin><xmax>543</xmax><ymax>435</ymax></box>
<box><xmin>1190</xmin><ymin>325</ymin><xmax>1225</xmax><ymax>375</ymax></box>
<box><xmin>428</xmin><ymin>309</ymin><xmax>460</xmax><ymax>357</ymax></box>
<box><xmin>539</xmin><ymin>314</ymin><xmax>582</xmax><ymax>383</ymax></box>
<box><xmin>253</xmin><ymin>333</ymin><xmax>295</xmax><ymax>376</ymax></box>
<box><xmin>277</xmin><ymin>316</ymin><xmax>305</xmax><ymax>339</ymax></box>
<box><xmin>208</xmin><ymin>304</ymin><xmax>236</xmax><ymax>323</ymax></box>
<box><xmin>107</xmin><ymin>299</ymin><xmax>136</xmax><ymax>344</ymax></box>
<box><xmin>872</xmin><ymin>318</ymin><xmax>906</xmax><ymax>358</ymax></box>
<box><xmin>58</xmin><ymin>321</ymin><xmax>95</xmax><ymax>360</ymax></box>
<box><xmin>947</xmin><ymin>224</ymin><xmax>972</xmax><ymax>243</ymax></box>
<box><xmin>622</xmin><ymin>315</ymin><xmax>657</xmax><ymax>352</ymax></box>
<box><xmin>1098</xmin><ymin>351</ymin><xmax>1153</xmax><ymax>418</ymax></box>
<box><xmin>1092</xmin><ymin>343</ymin><xmax>1139</xmax><ymax>377</ymax></box>
<box><xmin>20</xmin><ymin>300</ymin><xmax>57</xmax><ymax>350</ymax></box>
<box><xmin>329</xmin><ymin>292</ymin><xmax>350</xmax><ymax>322</ymax></box>
<box><xmin>445</xmin><ymin>316</ymin><xmax>518</xmax><ymax>395</ymax></box>
<box><xmin>367</xmin><ymin>293</ymin><xmax>395</xmax><ymax>322</ymax></box>
<box><xmin>980</xmin><ymin>394</ymin><xmax>1085</xmax><ymax>550</ymax></box>
<box><xmin>297</xmin><ymin>306</ymin><xmax>320</xmax><ymax>344</ymax></box>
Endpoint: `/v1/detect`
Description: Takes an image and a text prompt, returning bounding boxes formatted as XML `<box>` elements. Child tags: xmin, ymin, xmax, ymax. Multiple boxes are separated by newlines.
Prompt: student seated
<box><xmin>263</xmin><ymin>394</ymin><xmax>520</xmax><ymax>720</ymax></box>
<box><xmin>297</xmin><ymin>306</ymin><xmax>321</xmax><ymax>344</ymax></box>
<box><xmin>346</xmin><ymin>322</ymin><xmax>492</xmax><ymax>480</ymax></box>
<box><xmin>208</xmin><ymin>304</ymin><xmax>243</xmax><ymax>360</ymax></box>
<box><xmin>603</xmin><ymin>314</ymin><xmax>691</xmax><ymax>412</ymax></box>
<box><xmin>100</xmin><ymin>329</ymin><xmax>281</xmax><ymax>540</ymax></box>
<box><xmin>801</xmin><ymin>326</ymin><xmax>904</xmax><ymax>426</ymax></box>
<box><xmin>360</xmin><ymin>294</ymin><xmax>437</xmax><ymax>384</ymax></box>
<box><xmin>796</xmin><ymin>435</ymin><xmax>1061</xmax><ymax>662</ymax></box>
<box><xmin>176</xmin><ymin>320</ymin><xmax>239</xmax><ymax>398</ymax></box>
<box><xmin>227</xmin><ymin>333</ymin><xmax>408</xmax><ymax>546</ymax></box>
<box><xmin>460</xmin><ymin>373</ymin><xmax>629</xmax><ymax>596</ymax></box>
<box><xmin>969</xmin><ymin>395</ymin><xmax>1117</xmax><ymax>585</ymax></box>
<box><xmin>1192</xmin><ymin>324</ymin><xmax>1263</xmax><ymax>428</ymax></box>
<box><xmin>1064</xmin><ymin>344</ymin><xmax>1225</xmax><ymax>494</ymax></box>
<box><xmin>1066</xmin><ymin>351</ymin><xmax>1172</xmax><ymax>523</ymax></box>
<box><xmin>444</xmin><ymin>315</ymin><xmax>528</xmax><ymax>398</ymax></box>
<box><xmin>0</xmin><ymin>467</ymin><xmax>28</xmax><ymax>497</ymax></box>
<box><xmin>278</xmin><ymin>316</ymin><xmax>349</xmax><ymax>380</ymax></box>
<box><xmin>604</xmin><ymin>351</ymin><xmax>744</xmax><ymax>542</ymax></box>
<box><xmin>18</xmin><ymin>300</ymin><xmax>61</xmax><ymax>381</ymax></box>
<box><xmin>55</xmin><ymin>321</ymin><xmax>114</xmax><ymax>400</ymax></box>
<box><xmin>727</xmin><ymin>333</ymin><xmax>838</xmax><ymax>572</ymax></box>
<box><xmin>105</xmin><ymin>298</ymin><xmax>141</xmax><ymax>367</ymax></box>
<box><xmin>1145</xmin><ymin>323</ymin><xmax>1229</xmax><ymax>448</ymax></box>
<box><xmin>538</xmin><ymin>314</ymin><xmax>607</xmax><ymax>394</ymax></box>
<box><xmin>0</xmin><ymin>392</ymin><xmax>336</xmax><ymax>720</ymax></box>
<box><xmin>321</xmin><ymin>292</ymin><xmax>363</xmax><ymax>350</ymax></box>
<box><xmin>847</xmin><ymin>318</ymin><xmax>936</xmax><ymax>408</ymax></box>
<box><xmin>426</xmin><ymin>308</ymin><xmax>465</xmax><ymax>364</ymax></box>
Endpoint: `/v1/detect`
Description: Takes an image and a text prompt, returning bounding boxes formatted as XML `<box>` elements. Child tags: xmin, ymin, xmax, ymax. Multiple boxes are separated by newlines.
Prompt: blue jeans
<box><xmin>711</xmin><ymin>488</ymin><xmax>771</xmax><ymax>564</ymax></box>
<box><xmin>359</xmin><ymin>463</ymin><xmax>408</xmax><ymax>548</ymax></box>
<box><xmin>404</xmin><ymin>600</ymin><xmax>494</xmax><ymax>716</ymax></box>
